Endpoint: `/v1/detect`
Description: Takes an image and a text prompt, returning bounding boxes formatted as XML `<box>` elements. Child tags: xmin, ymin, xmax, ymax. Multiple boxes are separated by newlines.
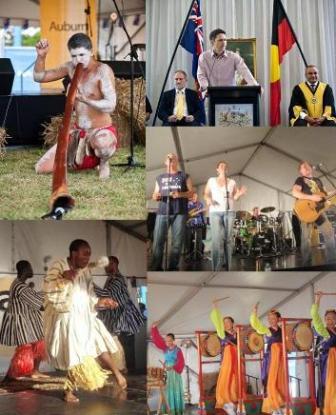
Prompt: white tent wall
<box><xmin>0</xmin><ymin>221</ymin><xmax>146</xmax><ymax>374</ymax></box>
<box><xmin>148</xmin><ymin>272</ymin><xmax>336</xmax><ymax>406</ymax></box>
<box><xmin>147</xmin><ymin>0</ymin><xmax>336</xmax><ymax>126</ymax></box>
<box><xmin>108</xmin><ymin>224</ymin><xmax>146</xmax><ymax>277</ymax></box>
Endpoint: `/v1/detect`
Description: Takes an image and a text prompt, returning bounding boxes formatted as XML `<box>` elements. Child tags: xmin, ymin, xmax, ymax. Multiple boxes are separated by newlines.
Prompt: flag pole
<box><xmin>152</xmin><ymin>0</ymin><xmax>196</xmax><ymax>126</ymax></box>
<box><xmin>278</xmin><ymin>0</ymin><xmax>308</xmax><ymax>67</ymax></box>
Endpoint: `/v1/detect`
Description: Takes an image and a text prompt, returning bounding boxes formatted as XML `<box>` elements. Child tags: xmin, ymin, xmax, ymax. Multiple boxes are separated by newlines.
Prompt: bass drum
<box><xmin>240</xmin><ymin>327</ymin><xmax>264</xmax><ymax>355</ymax></box>
<box><xmin>200</xmin><ymin>333</ymin><xmax>221</xmax><ymax>357</ymax></box>
<box><xmin>285</xmin><ymin>322</ymin><xmax>313</xmax><ymax>352</ymax></box>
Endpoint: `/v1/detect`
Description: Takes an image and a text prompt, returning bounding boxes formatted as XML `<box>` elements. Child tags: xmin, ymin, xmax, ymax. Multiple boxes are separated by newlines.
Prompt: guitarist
<box><xmin>185</xmin><ymin>193</ymin><xmax>206</xmax><ymax>258</ymax></box>
<box><xmin>150</xmin><ymin>153</ymin><xmax>194</xmax><ymax>271</ymax></box>
<box><xmin>292</xmin><ymin>161</ymin><xmax>336</xmax><ymax>265</ymax></box>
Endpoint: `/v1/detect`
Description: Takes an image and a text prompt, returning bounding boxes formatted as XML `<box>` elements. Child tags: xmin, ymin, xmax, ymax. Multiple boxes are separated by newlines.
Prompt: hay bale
<box><xmin>41</xmin><ymin>115</ymin><xmax>65</xmax><ymax>148</ymax></box>
<box><xmin>0</xmin><ymin>128</ymin><xmax>8</xmax><ymax>157</ymax></box>
<box><xmin>41</xmin><ymin>77</ymin><xmax>146</xmax><ymax>149</ymax></box>
<box><xmin>115</xmin><ymin>77</ymin><xmax>146</xmax><ymax>147</ymax></box>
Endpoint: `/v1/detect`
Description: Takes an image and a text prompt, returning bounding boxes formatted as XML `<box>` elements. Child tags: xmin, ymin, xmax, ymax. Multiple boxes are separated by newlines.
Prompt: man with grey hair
<box><xmin>158</xmin><ymin>69</ymin><xmax>202</xmax><ymax>126</ymax></box>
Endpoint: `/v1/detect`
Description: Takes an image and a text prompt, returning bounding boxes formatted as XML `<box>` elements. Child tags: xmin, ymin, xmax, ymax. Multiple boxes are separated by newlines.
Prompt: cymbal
<box><xmin>260</xmin><ymin>206</ymin><xmax>276</xmax><ymax>213</ymax></box>
<box><xmin>236</xmin><ymin>210</ymin><xmax>252</xmax><ymax>220</ymax></box>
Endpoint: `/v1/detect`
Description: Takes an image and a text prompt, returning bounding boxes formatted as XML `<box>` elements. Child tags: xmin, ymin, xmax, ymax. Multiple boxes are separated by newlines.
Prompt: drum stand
<box><xmin>184</xmin><ymin>226</ymin><xmax>209</xmax><ymax>263</ymax></box>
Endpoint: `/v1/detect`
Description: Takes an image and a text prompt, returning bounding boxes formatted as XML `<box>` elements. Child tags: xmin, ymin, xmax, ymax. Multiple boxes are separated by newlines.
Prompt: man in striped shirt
<box><xmin>0</xmin><ymin>260</ymin><xmax>48</xmax><ymax>381</ymax></box>
<box><xmin>94</xmin><ymin>256</ymin><xmax>145</xmax><ymax>373</ymax></box>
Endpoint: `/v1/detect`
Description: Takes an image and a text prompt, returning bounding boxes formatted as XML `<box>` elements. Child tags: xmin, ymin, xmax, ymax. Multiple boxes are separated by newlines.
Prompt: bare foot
<box><xmin>116</xmin><ymin>373</ymin><xmax>127</xmax><ymax>390</ymax></box>
<box><xmin>64</xmin><ymin>391</ymin><xmax>79</xmax><ymax>403</ymax></box>
<box><xmin>30</xmin><ymin>371</ymin><xmax>50</xmax><ymax>379</ymax></box>
<box><xmin>99</xmin><ymin>159</ymin><xmax>110</xmax><ymax>180</ymax></box>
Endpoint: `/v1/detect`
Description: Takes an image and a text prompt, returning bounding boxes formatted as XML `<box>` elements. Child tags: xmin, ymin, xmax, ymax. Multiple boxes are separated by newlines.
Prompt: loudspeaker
<box><xmin>0</xmin><ymin>58</ymin><xmax>15</xmax><ymax>95</ymax></box>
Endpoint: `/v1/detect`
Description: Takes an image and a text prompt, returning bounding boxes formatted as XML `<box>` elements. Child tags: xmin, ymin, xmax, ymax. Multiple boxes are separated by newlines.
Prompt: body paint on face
<box><xmin>70</xmin><ymin>47</ymin><xmax>92</xmax><ymax>69</ymax></box>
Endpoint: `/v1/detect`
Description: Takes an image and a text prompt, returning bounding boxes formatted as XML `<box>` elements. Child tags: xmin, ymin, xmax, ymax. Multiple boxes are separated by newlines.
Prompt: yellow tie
<box><xmin>175</xmin><ymin>91</ymin><xmax>185</xmax><ymax>120</ymax></box>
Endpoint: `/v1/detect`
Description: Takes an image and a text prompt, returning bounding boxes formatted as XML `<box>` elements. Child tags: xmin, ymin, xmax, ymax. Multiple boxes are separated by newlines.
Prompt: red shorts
<box><xmin>73</xmin><ymin>125</ymin><xmax>118</xmax><ymax>170</ymax></box>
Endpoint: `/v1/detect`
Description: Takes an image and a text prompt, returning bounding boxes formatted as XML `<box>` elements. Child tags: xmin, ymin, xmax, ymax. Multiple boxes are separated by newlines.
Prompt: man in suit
<box><xmin>158</xmin><ymin>70</ymin><xmax>202</xmax><ymax>126</ymax></box>
<box><xmin>289</xmin><ymin>65</ymin><xmax>336</xmax><ymax>126</ymax></box>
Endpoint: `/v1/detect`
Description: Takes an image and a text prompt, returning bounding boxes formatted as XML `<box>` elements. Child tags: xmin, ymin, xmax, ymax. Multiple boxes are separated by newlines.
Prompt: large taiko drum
<box><xmin>285</xmin><ymin>322</ymin><xmax>313</xmax><ymax>352</ymax></box>
<box><xmin>200</xmin><ymin>333</ymin><xmax>222</xmax><ymax>357</ymax></box>
<box><xmin>147</xmin><ymin>366</ymin><xmax>167</xmax><ymax>384</ymax></box>
<box><xmin>240</xmin><ymin>327</ymin><xmax>264</xmax><ymax>355</ymax></box>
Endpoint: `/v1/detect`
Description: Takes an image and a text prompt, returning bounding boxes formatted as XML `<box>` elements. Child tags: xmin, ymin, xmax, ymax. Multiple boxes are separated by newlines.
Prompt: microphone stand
<box><xmin>164</xmin><ymin>159</ymin><xmax>172</xmax><ymax>271</ymax></box>
<box><xmin>223</xmin><ymin>173</ymin><xmax>230</xmax><ymax>271</ymax></box>
<box><xmin>110</xmin><ymin>0</ymin><xmax>145</xmax><ymax>171</ymax></box>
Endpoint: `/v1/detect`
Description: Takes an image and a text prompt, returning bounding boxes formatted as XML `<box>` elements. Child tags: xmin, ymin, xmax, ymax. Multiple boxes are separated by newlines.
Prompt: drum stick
<box><xmin>214</xmin><ymin>296</ymin><xmax>230</xmax><ymax>303</ymax></box>
<box><xmin>315</xmin><ymin>292</ymin><xmax>336</xmax><ymax>296</ymax></box>
<box><xmin>159</xmin><ymin>359</ymin><xmax>165</xmax><ymax>368</ymax></box>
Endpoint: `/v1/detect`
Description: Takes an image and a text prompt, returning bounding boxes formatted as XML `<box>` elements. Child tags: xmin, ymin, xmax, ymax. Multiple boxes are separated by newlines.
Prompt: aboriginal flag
<box><xmin>270</xmin><ymin>0</ymin><xmax>296</xmax><ymax>126</ymax></box>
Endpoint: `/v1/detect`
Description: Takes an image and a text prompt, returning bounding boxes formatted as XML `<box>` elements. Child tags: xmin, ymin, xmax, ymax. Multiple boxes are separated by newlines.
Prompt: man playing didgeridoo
<box><xmin>34</xmin><ymin>33</ymin><xmax>117</xmax><ymax>180</ymax></box>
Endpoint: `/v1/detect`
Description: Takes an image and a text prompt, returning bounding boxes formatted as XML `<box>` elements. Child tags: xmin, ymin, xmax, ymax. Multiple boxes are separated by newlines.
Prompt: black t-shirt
<box><xmin>157</xmin><ymin>171</ymin><xmax>188</xmax><ymax>215</ymax></box>
<box><xmin>294</xmin><ymin>176</ymin><xmax>325</xmax><ymax>195</ymax></box>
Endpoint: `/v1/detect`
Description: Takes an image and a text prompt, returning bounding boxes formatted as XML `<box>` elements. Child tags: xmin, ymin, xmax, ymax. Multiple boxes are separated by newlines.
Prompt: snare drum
<box><xmin>239</xmin><ymin>327</ymin><xmax>264</xmax><ymax>355</ymax></box>
<box><xmin>200</xmin><ymin>333</ymin><xmax>221</xmax><ymax>357</ymax></box>
<box><xmin>147</xmin><ymin>366</ymin><xmax>167</xmax><ymax>384</ymax></box>
<box><xmin>285</xmin><ymin>322</ymin><xmax>313</xmax><ymax>352</ymax></box>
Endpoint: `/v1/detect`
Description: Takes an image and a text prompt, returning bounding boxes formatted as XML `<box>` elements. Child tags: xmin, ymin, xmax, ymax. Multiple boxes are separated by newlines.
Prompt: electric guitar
<box><xmin>294</xmin><ymin>190</ymin><xmax>336</xmax><ymax>223</ymax></box>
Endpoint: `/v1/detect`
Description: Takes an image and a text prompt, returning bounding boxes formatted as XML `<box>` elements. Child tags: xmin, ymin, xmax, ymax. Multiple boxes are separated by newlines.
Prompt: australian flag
<box><xmin>180</xmin><ymin>0</ymin><xmax>204</xmax><ymax>80</ymax></box>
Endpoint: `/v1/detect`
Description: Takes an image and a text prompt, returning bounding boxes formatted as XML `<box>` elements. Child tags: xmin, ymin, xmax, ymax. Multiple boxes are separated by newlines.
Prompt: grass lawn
<box><xmin>0</xmin><ymin>146</ymin><xmax>145</xmax><ymax>220</ymax></box>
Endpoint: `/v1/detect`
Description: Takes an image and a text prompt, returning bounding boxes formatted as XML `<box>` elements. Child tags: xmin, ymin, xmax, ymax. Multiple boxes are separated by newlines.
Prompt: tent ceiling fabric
<box><xmin>146</xmin><ymin>127</ymin><xmax>336</xmax><ymax>199</ymax></box>
<box><xmin>148</xmin><ymin>272</ymin><xmax>334</xmax><ymax>334</ymax></box>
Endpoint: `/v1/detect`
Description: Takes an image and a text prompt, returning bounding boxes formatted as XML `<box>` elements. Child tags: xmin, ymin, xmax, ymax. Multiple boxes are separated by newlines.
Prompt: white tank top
<box><xmin>207</xmin><ymin>177</ymin><xmax>236</xmax><ymax>212</ymax></box>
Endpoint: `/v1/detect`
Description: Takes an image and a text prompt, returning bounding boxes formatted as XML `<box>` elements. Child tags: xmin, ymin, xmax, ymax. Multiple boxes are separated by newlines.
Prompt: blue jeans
<box><xmin>300</xmin><ymin>214</ymin><xmax>336</xmax><ymax>264</ymax></box>
<box><xmin>210</xmin><ymin>211</ymin><xmax>235</xmax><ymax>271</ymax></box>
<box><xmin>150</xmin><ymin>214</ymin><xmax>186</xmax><ymax>270</ymax></box>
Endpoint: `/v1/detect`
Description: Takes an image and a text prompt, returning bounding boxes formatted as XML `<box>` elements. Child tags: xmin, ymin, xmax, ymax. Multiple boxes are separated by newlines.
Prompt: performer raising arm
<box><xmin>311</xmin><ymin>292</ymin><xmax>336</xmax><ymax>415</ymax></box>
<box><xmin>210</xmin><ymin>299</ymin><xmax>239</xmax><ymax>415</ymax></box>
<box><xmin>43</xmin><ymin>239</ymin><xmax>126</xmax><ymax>403</ymax></box>
<box><xmin>250</xmin><ymin>303</ymin><xmax>286</xmax><ymax>415</ymax></box>
<box><xmin>204</xmin><ymin>160</ymin><xmax>246</xmax><ymax>271</ymax></box>
<box><xmin>34</xmin><ymin>33</ymin><xmax>117</xmax><ymax>179</ymax></box>
<box><xmin>151</xmin><ymin>321</ymin><xmax>185</xmax><ymax>415</ymax></box>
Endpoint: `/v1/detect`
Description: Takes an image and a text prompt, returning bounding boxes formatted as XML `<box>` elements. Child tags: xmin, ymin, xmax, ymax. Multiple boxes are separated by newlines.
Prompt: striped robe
<box><xmin>0</xmin><ymin>278</ymin><xmax>44</xmax><ymax>346</ymax></box>
<box><xmin>94</xmin><ymin>273</ymin><xmax>144</xmax><ymax>335</ymax></box>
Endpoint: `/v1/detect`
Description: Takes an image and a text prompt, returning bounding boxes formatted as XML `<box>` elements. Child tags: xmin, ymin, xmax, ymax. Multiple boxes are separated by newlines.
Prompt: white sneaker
<box><xmin>223</xmin><ymin>402</ymin><xmax>236</xmax><ymax>415</ymax></box>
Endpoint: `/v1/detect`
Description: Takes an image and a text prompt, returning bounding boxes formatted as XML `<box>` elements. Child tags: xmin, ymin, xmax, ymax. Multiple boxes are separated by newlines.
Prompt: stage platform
<box><xmin>0</xmin><ymin>92</ymin><xmax>65</xmax><ymax>146</ymax></box>
<box><xmin>148</xmin><ymin>248</ymin><xmax>336</xmax><ymax>272</ymax></box>
<box><xmin>0</xmin><ymin>372</ymin><xmax>146</xmax><ymax>415</ymax></box>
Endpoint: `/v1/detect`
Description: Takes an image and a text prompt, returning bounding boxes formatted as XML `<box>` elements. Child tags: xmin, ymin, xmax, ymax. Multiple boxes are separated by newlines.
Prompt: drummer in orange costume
<box><xmin>311</xmin><ymin>292</ymin><xmax>336</xmax><ymax>415</ymax></box>
<box><xmin>211</xmin><ymin>299</ymin><xmax>241</xmax><ymax>415</ymax></box>
<box><xmin>250</xmin><ymin>304</ymin><xmax>286</xmax><ymax>415</ymax></box>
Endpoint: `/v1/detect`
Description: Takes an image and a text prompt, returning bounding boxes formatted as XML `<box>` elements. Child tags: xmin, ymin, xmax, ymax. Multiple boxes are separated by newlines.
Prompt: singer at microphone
<box><xmin>150</xmin><ymin>153</ymin><xmax>195</xmax><ymax>271</ymax></box>
<box><xmin>204</xmin><ymin>160</ymin><xmax>247</xmax><ymax>271</ymax></box>
<box><xmin>292</xmin><ymin>160</ymin><xmax>336</xmax><ymax>266</ymax></box>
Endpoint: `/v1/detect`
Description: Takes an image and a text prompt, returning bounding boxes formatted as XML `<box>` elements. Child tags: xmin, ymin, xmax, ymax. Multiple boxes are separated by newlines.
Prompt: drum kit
<box><xmin>234</xmin><ymin>206</ymin><xmax>287</xmax><ymax>258</ymax></box>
